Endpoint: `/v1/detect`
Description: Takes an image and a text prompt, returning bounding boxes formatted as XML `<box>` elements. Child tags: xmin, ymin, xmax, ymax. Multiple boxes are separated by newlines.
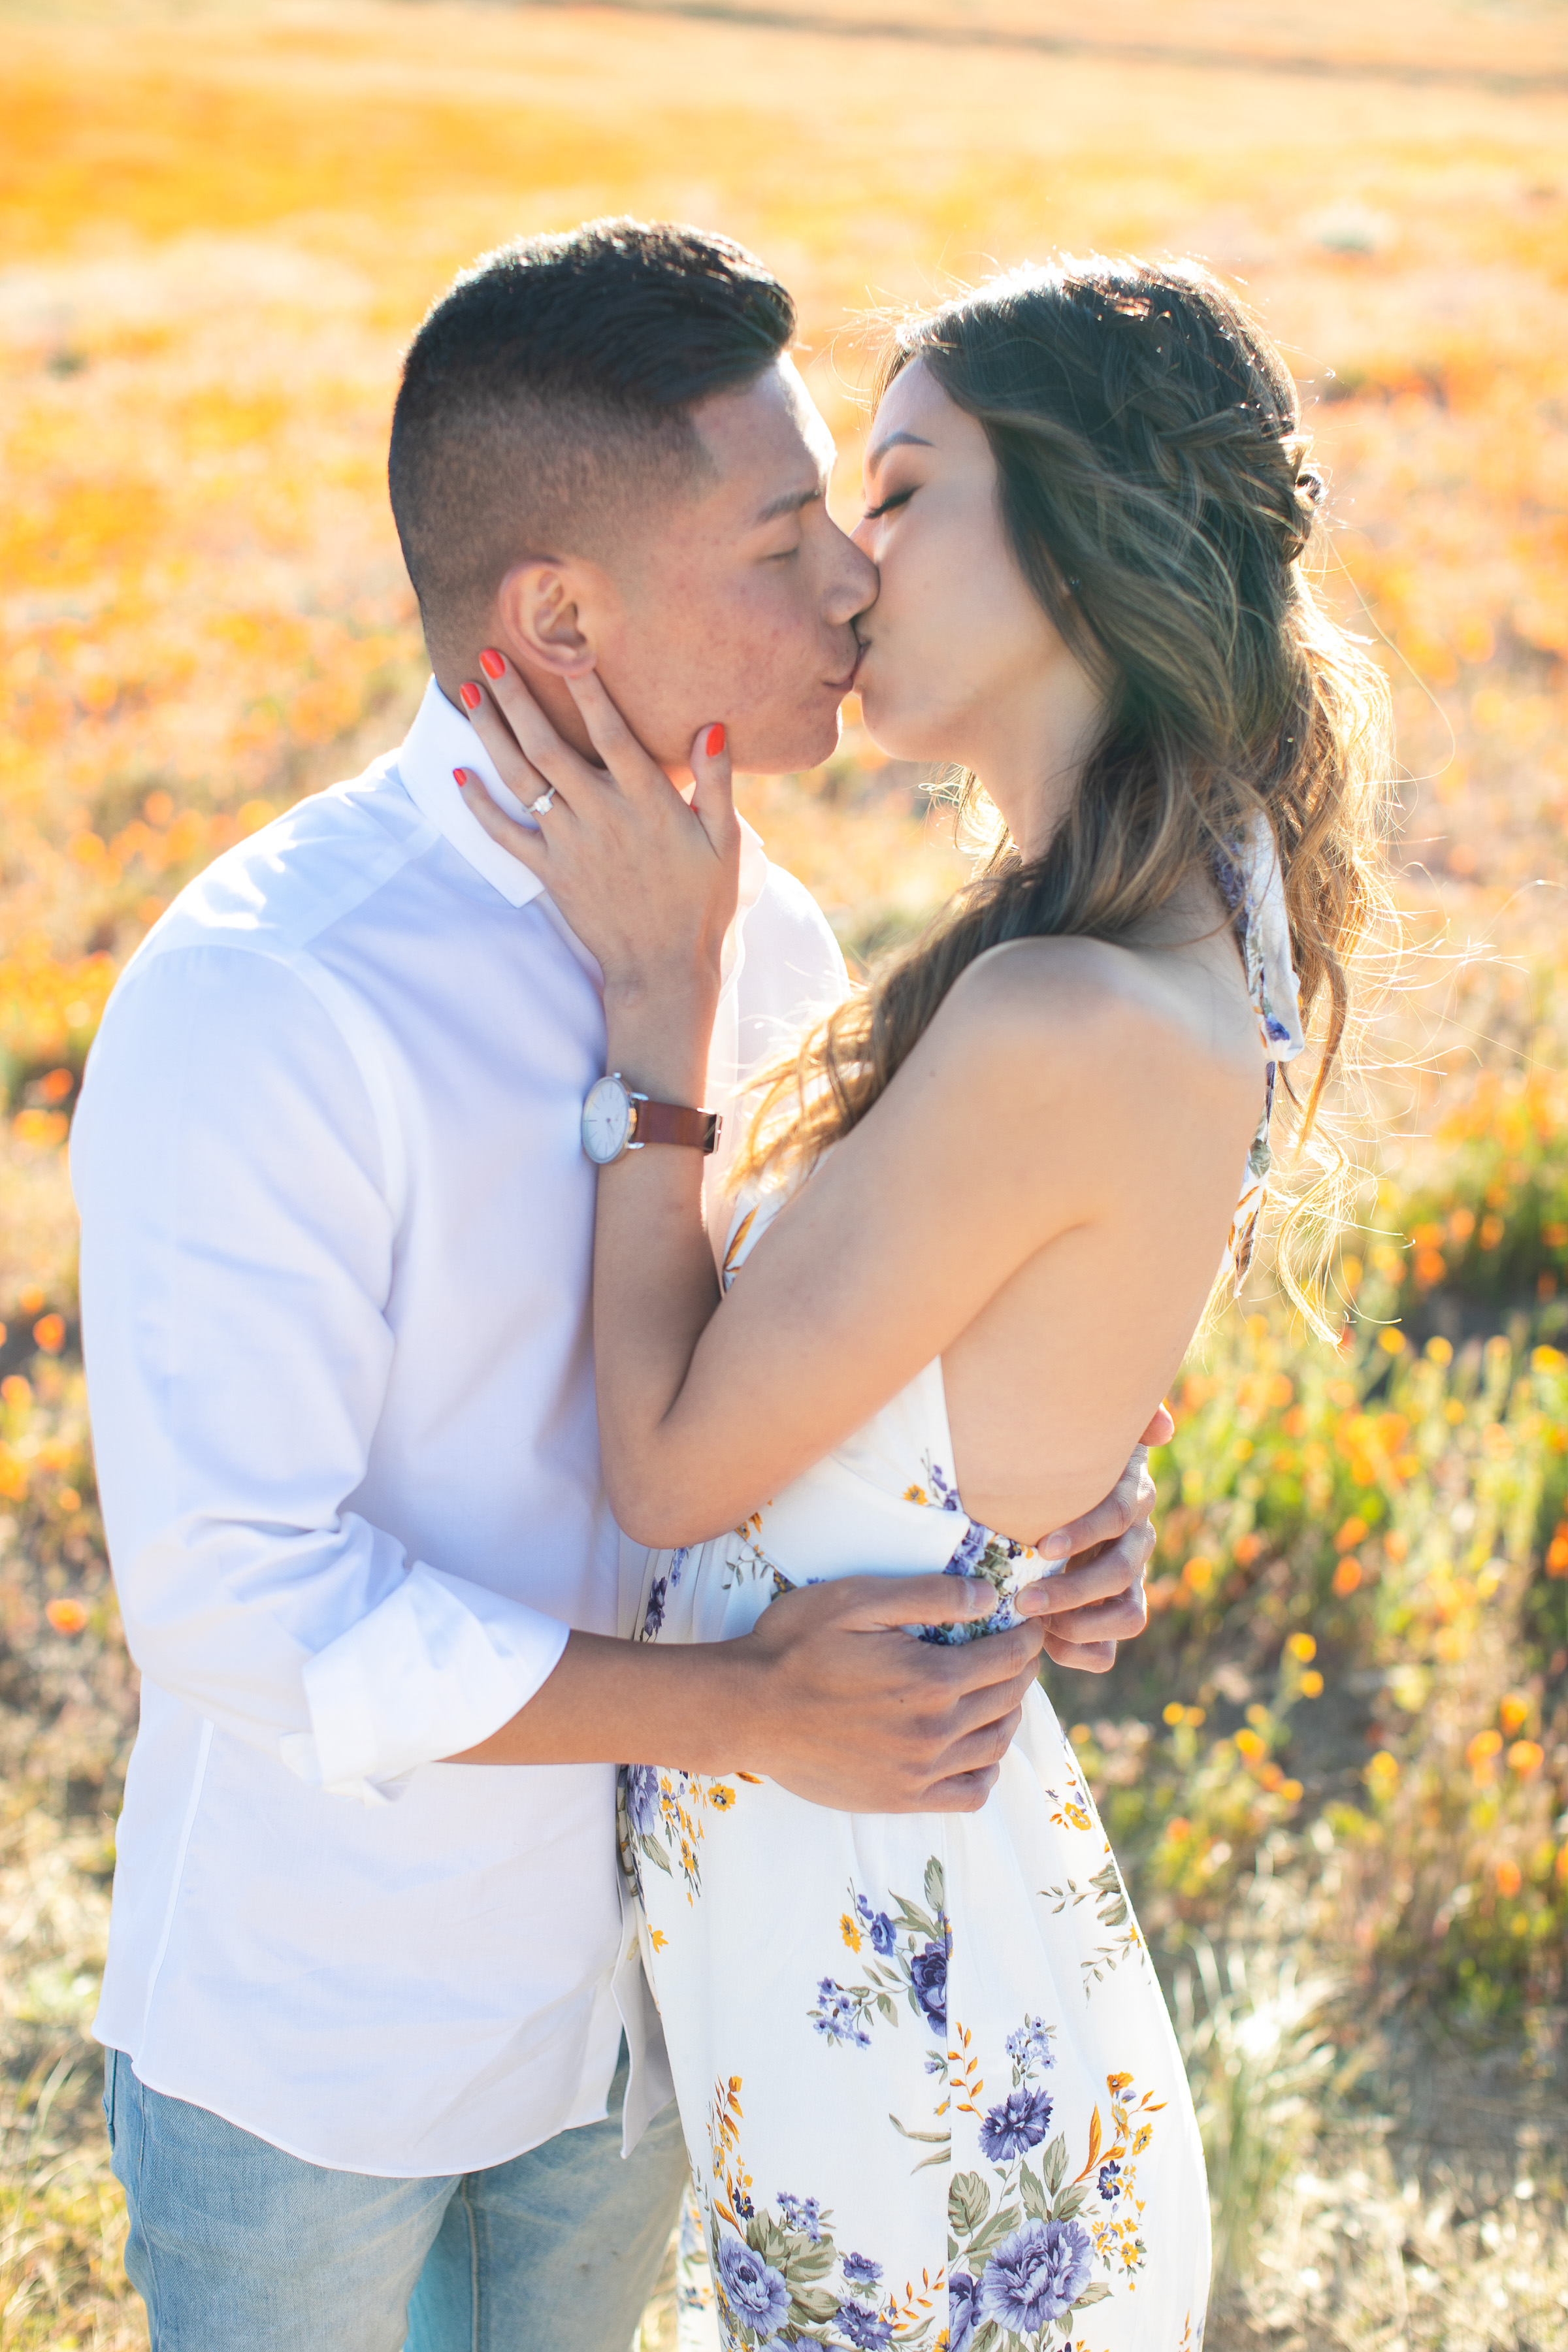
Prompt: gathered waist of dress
<box><xmin>632</xmin><ymin>1439</ymin><xmax>1059</xmax><ymax>1656</ymax></box>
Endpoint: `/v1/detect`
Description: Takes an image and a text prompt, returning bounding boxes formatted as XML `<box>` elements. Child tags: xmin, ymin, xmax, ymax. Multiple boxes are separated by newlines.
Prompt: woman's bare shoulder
<box><xmin>931</xmin><ymin>931</ymin><xmax>1264</xmax><ymax>1102</ymax></box>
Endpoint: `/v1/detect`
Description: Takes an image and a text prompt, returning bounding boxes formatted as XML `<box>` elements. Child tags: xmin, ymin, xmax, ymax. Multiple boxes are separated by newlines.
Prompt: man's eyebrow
<box><xmin>866</xmin><ymin>429</ymin><xmax>934</xmax><ymax>475</ymax></box>
<box><xmin>753</xmin><ymin>479</ymin><xmax>826</xmax><ymax>526</ymax></box>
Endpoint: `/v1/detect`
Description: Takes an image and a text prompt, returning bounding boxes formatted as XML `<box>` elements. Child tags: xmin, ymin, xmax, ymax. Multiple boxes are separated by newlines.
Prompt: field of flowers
<box><xmin>1</xmin><ymin>0</ymin><xmax>1565</xmax><ymax>2344</ymax></box>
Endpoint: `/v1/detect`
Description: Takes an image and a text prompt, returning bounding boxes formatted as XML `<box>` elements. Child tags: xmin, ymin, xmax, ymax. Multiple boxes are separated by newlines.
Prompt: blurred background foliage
<box><xmin>1</xmin><ymin>0</ymin><xmax>1565</xmax><ymax>2344</ymax></box>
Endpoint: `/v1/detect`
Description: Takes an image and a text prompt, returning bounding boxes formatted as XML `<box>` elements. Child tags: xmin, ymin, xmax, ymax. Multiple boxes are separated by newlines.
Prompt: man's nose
<box><xmin>823</xmin><ymin>519</ymin><xmax>879</xmax><ymax>625</ymax></box>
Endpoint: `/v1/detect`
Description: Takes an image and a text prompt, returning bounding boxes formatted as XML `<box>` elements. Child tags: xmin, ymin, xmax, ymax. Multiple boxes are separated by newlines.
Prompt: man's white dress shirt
<box><xmin>72</xmin><ymin>678</ymin><xmax>847</xmax><ymax>2176</ymax></box>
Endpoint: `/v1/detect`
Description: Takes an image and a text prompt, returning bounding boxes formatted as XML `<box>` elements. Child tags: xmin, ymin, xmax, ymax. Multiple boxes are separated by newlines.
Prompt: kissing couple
<box><xmin>73</xmin><ymin>219</ymin><xmax>1387</xmax><ymax>2351</ymax></box>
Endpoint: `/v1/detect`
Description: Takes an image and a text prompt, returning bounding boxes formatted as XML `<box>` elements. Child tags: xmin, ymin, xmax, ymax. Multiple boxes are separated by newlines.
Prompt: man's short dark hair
<box><xmin>389</xmin><ymin>218</ymin><xmax>796</xmax><ymax>664</ymax></box>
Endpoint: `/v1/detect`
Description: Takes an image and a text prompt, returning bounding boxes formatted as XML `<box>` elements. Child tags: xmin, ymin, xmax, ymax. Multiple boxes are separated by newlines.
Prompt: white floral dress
<box><xmin>619</xmin><ymin>824</ymin><xmax>1305</xmax><ymax>2352</ymax></box>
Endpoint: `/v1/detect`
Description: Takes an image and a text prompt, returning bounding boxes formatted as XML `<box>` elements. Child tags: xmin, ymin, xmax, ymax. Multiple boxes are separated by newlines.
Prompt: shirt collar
<box><xmin>394</xmin><ymin>675</ymin><xmax>546</xmax><ymax>909</ymax></box>
<box><xmin>391</xmin><ymin>675</ymin><xmax>770</xmax><ymax>939</ymax></box>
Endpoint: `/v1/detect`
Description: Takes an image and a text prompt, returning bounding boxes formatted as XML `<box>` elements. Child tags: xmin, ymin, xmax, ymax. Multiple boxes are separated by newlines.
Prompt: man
<box><xmin>73</xmin><ymin>220</ymin><xmax>1160</xmax><ymax>2352</ymax></box>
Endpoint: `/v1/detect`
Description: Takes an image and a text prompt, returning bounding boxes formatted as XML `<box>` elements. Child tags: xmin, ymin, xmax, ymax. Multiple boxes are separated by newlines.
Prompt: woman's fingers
<box><xmin>460</xmin><ymin>677</ymin><xmax>570</xmax><ymax>813</ymax></box>
<box><xmin>562</xmin><ymin>666</ymin><xmax>661</xmax><ymax>795</ymax></box>
<box><xmin>687</xmin><ymin>721</ymin><xmax>740</xmax><ymax>864</ymax></box>
<box><xmin>1037</xmin><ymin>1445</ymin><xmax>1156</xmax><ymax>1567</ymax></box>
<box><xmin>453</xmin><ymin>769</ymin><xmax>551</xmax><ymax>879</ymax></box>
<box><xmin>467</xmin><ymin>651</ymin><xmax>604</xmax><ymax>800</ymax></box>
<box><xmin>1141</xmin><ymin>1400</ymin><xmax>1175</xmax><ymax>1447</ymax></box>
<box><xmin>1020</xmin><ymin>1518</ymin><xmax>1153</xmax><ymax>1622</ymax></box>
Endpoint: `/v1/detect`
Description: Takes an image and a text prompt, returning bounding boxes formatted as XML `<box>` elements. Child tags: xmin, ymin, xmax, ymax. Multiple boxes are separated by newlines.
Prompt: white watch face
<box><xmin>581</xmin><ymin>1075</ymin><xmax>632</xmax><ymax>1165</ymax></box>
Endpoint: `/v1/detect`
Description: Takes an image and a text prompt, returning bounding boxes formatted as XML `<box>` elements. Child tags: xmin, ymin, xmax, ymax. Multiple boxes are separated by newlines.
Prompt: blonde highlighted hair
<box><xmin>738</xmin><ymin>257</ymin><xmax>1393</xmax><ymax>1322</ymax></box>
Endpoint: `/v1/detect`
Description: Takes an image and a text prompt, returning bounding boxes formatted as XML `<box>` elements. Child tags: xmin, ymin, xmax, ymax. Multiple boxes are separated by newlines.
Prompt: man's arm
<box><xmin>73</xmin><ymin>944</ymin><xmax>574</xmax><ymax>1802</ymax></box>
<box><xmin>455</xmin><ymin>1433</ymin><xmax>1158</xmax><ymax>1803</ymax></box>
<box><xmin>74</xmin><ymin>939</ymin><xmax>1046</xmax><ymax>1813</ymax></box>
<box><xmin>452</xmin><ymin>1573</ymin><xmax>1045</xmax><ymax>1812</ymax></box>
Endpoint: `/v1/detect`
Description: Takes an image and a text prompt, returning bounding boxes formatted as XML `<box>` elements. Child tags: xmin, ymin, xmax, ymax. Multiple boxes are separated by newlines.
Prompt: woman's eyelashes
<box><xmin>861</xmin><ymin>485</ymin><xmax>915</xmax><ymax>524</ymax></box>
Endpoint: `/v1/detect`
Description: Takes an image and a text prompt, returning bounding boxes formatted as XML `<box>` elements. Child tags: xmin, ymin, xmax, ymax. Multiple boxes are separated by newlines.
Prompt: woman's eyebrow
<box><xmin>866</xmin><ymin>428</ymin><xmax>933</xmax><ymax>476</ymax></box>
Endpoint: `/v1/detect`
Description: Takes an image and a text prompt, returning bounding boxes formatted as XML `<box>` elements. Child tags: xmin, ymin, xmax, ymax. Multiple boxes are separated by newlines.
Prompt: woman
<box><xmin>459</xmin><ymin>259</ymin><xmax>1388</xmax><ymax>2350</ymax></box>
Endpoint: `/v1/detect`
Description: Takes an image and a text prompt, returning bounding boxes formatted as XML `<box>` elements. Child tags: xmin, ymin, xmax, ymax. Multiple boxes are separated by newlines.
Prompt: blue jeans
<box><xmin>103</xmin><ymin>2047</ymin><xmax>689</xmax><ymax>2351</ymax></box>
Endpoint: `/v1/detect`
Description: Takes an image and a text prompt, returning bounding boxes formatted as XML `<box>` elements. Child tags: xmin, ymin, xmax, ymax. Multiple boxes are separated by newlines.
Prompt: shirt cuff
<box><xmin>280</xmin><ymin>1563</ymin><xmax>571</xmax><ymax>1804</ymax></box>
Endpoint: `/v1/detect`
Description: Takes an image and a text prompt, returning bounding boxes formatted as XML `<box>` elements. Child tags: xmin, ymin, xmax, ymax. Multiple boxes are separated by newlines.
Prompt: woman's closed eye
<box><xmin>861</xmin><ymin>485</ymin><xmax>915</xmax><ymax>523</ymax></box>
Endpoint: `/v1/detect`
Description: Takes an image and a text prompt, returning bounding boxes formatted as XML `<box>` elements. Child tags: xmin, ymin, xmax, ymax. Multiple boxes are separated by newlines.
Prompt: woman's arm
<box><xmin>458</xmin><ymin>659</ymin><xmax>1166</xmax><ymax>1544</ymax></box>
<box><xmin>459</xmin><ymin>659</ymin><xmax>1179</xmax><ymax>1666</ymax></box>
<box><xmin>593</xmin><ymin>945</ymin><xmax>1138</xmax><ymax>1543</ymax></box>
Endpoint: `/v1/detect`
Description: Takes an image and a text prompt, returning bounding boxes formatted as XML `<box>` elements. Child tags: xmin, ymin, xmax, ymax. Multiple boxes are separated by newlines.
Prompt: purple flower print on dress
<box><xmin>836</xmin><ymin>2302</ymin><xmax>894</xmax><ymax>2349</ymax></box>
<box><xmin>978</xmin><ymin>2084</ymin><xmax>1054</xmax><ymax>2163</ymax></box>
<box><xmin>927</xmin><ymin>1460</ymin><xmax>963</xmax><ymax>1513</ymax></box>
<box><xmin>977</xmin><ymin>2217</ymin><xmax>1094</xmax><ymax>2332</ymax></box>
<box><xmin>809</xmin><ymin>1981</ymin><xmax>872</xmax><ymax>2048</ymax></box>
<box><xmin>1005</xmin><ymin>2015</ymin><xmax>1056</xmax><ymax>2078</ymax></box>
<box><xmin>776</xmin><ymin>2193</ymin><xmax>824</xmax><ymax>2241</ymax></box>
<box><xmin>667</xmin><ymin>1545</ymin><xmax>688</xmax><ymax>1589</ymax></box>
<box><xmin>1098</xmin><ymin>2158</ymin><xmax>1123</xmax><ymax>2202</ymax></box>
<box><xmin>853</xmin><ymin>1893</ymin><xmax>896</xmax><ymax>1955</ymax></box>
<box><xmin>942</xmin><ymin>1518</ymin><xmax>988</xmax><ymax>1576</ymax></box>
<box><xmin>641</xmin><ymin>1576</ymin><xmax>666</xmax><ymax>1638</ymax></box>
<box><xmin>909</xmin><ymin>1930</ymin><xmax>948</xmax><ymax>2031</ymax></box>
<box><xmin>840</xmin><ymin>2252</ymin><xmax>881</xmax><ymax>2290</ymax></box>
<box><xmin>624</xmin><ymin>1764</ymin><xmax>661</xmax><ymax>1838</ymax></box>
<box><xmin>948</xmin><ymin>2271</ymin><xmax>979</xmax><ymax>2352</ymax></box>
<box><xmin>714</xmin><ymin>2234</ymin><xmax>791</xmax><ymax>2338</ymax></box>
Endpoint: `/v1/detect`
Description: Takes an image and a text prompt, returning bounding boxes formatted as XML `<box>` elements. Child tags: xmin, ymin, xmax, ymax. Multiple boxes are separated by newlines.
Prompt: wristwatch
<box><xmin>581</xmin><ymin>1072</ymin><xmax>721</xmax><ymax>1166</ymax></box>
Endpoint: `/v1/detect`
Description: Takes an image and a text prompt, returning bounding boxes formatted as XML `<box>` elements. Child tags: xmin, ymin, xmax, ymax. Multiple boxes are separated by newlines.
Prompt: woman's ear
<box><xmin>493</xmin><ymin>558</ymin><xmax>604</xmax><ymax>678</ymax></box>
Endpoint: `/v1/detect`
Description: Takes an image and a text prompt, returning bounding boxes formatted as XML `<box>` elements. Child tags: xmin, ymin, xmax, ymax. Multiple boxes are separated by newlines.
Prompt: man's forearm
<box><xmin>447</xmin><ymin>1629</ymin><xmax>751</xmax><ymax>1772</ymax></box>
<box><xmin>448</xmin><ymin>1571</ymin><xmax>1046</xmax><ymax>1815</ymax></box>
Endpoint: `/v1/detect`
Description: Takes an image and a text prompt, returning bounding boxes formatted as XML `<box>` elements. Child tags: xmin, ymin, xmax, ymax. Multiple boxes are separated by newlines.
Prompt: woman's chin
<box><xmin>857</xmin><ymin>682</ymin><xmax>937</xmax><ymax>768</ymax></box>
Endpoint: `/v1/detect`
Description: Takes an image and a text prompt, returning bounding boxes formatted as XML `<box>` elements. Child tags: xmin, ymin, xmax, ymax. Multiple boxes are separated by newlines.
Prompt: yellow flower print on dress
<box><xmin>617</xmin><ymin>1761</ymin><xmax>753</xmax><ymax>1907</ymax></box>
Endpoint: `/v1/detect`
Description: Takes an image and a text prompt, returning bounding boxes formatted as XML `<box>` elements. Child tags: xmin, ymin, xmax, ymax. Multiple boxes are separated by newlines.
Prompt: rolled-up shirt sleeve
<box><xmin>73</xmin><ymin>942</ymin><xmax>568</xmax><ymax>1804</ymax></box>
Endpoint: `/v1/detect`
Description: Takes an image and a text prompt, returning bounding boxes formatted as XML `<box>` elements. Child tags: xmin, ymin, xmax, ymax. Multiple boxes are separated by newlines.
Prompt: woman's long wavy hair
<box><xmin>737</xmin><ymin>256</ymin><xmax>1394</xmax><ymax>1323</ymax></box>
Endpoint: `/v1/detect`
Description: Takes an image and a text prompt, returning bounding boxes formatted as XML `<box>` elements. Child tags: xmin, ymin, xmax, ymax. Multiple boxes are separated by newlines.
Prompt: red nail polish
<box><xmin>453</xmin><ymin>768</ymin><xmax>469</xmax><ymax>787</ymax></box>
<box><xmin>705</xmin><ymin>723</ymin><xmax>727</xmax><ymax>758</ymax></box>
<box><xmin>480</xmin><ymin>648</ymin><xmax>505</xmax><ymax>680</ymax></box>
<box><xmin>459</xmin><ymin>681</ymin><xmax>482</xmax><ymax>711</ymax></box>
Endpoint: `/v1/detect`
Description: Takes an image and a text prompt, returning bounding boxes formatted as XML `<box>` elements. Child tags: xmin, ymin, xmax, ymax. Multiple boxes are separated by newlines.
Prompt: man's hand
<box><xmin>739</xmin><ymin>1572</ymin><xmax>1046</xmax><ymax>1814</ymax></box>
<box><xmin>1017</xmin><ymin>1404</ymin><xmax>1172</xmax><ymax>1673</ymax></box>
<box><xmin>451</xmin><ymin>1570</ymin><xmax>1041</xmax><ymax>1812</ymax></box>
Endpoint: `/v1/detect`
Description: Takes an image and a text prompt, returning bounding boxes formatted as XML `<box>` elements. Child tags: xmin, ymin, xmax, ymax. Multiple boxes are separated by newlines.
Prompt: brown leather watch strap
<box><xmin>629</xmin><ymin>1100</ymin><xmax>722</xmax><ymax>1154</ymax></box>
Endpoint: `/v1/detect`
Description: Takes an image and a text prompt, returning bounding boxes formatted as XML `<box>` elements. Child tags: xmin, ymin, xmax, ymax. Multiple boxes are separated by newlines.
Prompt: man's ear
<box><xmin>493</xmin><ymin>558</ymin><xmax>606</xmax><ymax>678</ymax></box>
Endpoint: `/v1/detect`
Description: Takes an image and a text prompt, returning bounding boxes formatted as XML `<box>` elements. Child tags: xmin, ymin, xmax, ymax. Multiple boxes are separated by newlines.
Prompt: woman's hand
<box><xmin>1018</xmin><ymin>1403</ymin><xmax>1173</xmax><ymax>1671</ymax></box>
<box><xmin>454</xmin><ymin>652</ymin><xmax>740</xmax><ymax>1017</ymax></box>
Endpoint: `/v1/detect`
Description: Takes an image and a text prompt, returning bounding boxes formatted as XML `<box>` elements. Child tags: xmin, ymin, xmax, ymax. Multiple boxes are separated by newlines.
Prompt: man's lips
<box><xmin>826</xmin><ymin>645</ymin><xmax>865</xmax><ymax>695</ymax></box>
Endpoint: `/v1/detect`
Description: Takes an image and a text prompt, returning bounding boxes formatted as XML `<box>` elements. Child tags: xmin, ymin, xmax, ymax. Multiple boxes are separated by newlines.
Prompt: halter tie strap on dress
<box><xmin>1217</xmin><ymin>813</ymin><xmax>1307</xmax><ymax>1291</ymax></box>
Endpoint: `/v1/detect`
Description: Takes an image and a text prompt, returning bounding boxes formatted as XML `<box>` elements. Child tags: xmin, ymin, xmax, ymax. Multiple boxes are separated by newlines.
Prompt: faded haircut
<box><xmin>389</xmin><ymin>218</ymin><xmax>796</xmax><ymax>665</ymax></box>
